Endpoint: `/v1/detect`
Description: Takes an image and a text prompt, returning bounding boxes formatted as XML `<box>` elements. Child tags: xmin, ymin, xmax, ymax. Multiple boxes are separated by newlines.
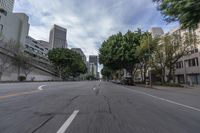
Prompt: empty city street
<box><xmin>0</xmin><ymin>81</ymin><xmax>200</xmax><ymax>133</ymax></box>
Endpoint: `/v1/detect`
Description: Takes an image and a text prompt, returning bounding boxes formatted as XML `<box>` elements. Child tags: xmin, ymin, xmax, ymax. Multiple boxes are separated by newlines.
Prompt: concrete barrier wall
<box><xmin>0</xmin><ymin>52</ymin><xmax>59</xmax><ymax>81</ymax></box>
<box><xmin>1</xmin><ymin>66</ymin><xmax>59</xmax><ymax>81</ymax></box>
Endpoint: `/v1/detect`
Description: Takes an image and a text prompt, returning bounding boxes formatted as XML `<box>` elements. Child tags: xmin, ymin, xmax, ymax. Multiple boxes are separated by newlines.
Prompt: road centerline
<box><xmin>0</xmin><ymin>85</ymin><xmax>47</xmax><ymax>100</ymax></box>
<box><xmin>122</xmin><ymin>86</ymin><xmax>200</xmax><ymax>112</ymax></box>
<box><xmin>0</xmin><ymin>90</ymin><xmax>39</xmax><ymax>100</ymax></box>
<box><xmin>57</xmin><ymin>110</ymin><xmax>79</xmax><ymax>133</ymax></box>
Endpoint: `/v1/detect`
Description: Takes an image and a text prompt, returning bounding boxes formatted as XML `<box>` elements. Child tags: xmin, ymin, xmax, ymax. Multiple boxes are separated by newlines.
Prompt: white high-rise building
<box><xmin>89</xmin><ymin>55</ymin><xmax>98</xmax><ymax>78</ymax></box>
<box><xmin>89</xmin><ymin>63</ymin><xmax>97</xmax><ymax>77</ymax></box>
<box><xmin>0</xmin><ymin>11</ymin><xmax>29</xmax><ymax>46</ymax></box>
<box><xmin>49</xmin><ymin>25</ymin><xmax>67</xmax><ymax>49</ymax></box>
<box><xmin>0</xmin><ymin>0</ymin><xmax>15</xmax><ymax>12</ymax></box>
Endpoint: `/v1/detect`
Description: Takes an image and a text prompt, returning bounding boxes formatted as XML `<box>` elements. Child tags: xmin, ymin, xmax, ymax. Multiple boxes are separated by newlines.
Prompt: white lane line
<box><xmin>124</xmin><ymin>87</ymin><xmax>200</xmax><ymax>112</ymax></box>
<box><xmin>57</xmin><ymin>110</ymin><xmax>79</xmax><ymax>133</ymax></box>
<box><xmin>38</xmin><ymin>85</ymin><xmax>47</xmax><ymax>91</ymax></box>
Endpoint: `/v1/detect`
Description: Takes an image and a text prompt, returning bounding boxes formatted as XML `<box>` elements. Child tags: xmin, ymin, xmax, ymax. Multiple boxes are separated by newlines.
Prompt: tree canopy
<box><xmin>151</xmin><ymin>33</ymin><xmax>191</xmax><ymax>83</ymax></box>
<box><xmin>135</xmin><ymin>32</ymin><xmax>158</xmax><ymax>83</ymax></box>
<box><xmin>153</xmin><ymin>0</ymin><xmax>200</xmax><ymax>29</ymax></box>
<box><xmin>99</xmin><ymin>30</ymin><xmax>142</xmax><ymax>81</ymax></box>
<box><xmin>101</xmin><ymin>66</ymin><xmax>112</xmax><ymax>80</ymax></box>
<box><xmin>48</xmin><ymin>48</ymin><xmax>87</xmax><ymax>80</ymax></box>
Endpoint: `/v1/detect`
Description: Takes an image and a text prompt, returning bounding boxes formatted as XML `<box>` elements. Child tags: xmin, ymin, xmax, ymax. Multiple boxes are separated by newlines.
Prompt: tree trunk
<box><xmin>17</xmin><ymin>65</ymin><xmax>21</xmax><ymax>77</ymax></box>
<box><xmin>140</xmin><ymin>70</ymin><xmax>144</xmax><ymax>83</ymax></box>
<box><xmin>143</xmin><ymin>65</ymin><xmax>147</xmax><ymax>84</ymax></box>
<box><xmin>161</xmin><ymin>67</ymin><xmax>166</xmax><ymax>85</ymax></box>
<box><xmin>167</xmin><ymin>67</ymin><xmax>173</xmax><ymax>83</ymax></box>
<box><xmin>140</xmin><ymin>63</ymin><xmax>144</xmax><ymax>83</ymax></box>
<box><xmin>59</xmin><ymin>70</ymin><xmax>62</xmax><ymax>80</ymax></box>
<box><xmin>0</xmin><ymin>72</ymin><xmax>2</xmax><ymax>81</ymax></box>
<box><xmin>173</xmin><ymin>68</ymin><xmax>176</xmax><ymax>83</ymax></box>
<box><xmin>24</xmin><ymin>73</ymin><xmax>29</xmax><ymax>81</ymax></box>
<box><xmin>0</xmin><ymin>66</ymin><xmax>2</xmax><ymax>81</ymax></box>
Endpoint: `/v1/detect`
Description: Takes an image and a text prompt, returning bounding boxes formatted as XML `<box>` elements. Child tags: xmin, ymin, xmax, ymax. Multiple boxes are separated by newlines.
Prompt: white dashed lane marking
<box><xmin>57</xmin><ymin>110</ymin><xmax>79</xmax><ymax>133</ymax></box>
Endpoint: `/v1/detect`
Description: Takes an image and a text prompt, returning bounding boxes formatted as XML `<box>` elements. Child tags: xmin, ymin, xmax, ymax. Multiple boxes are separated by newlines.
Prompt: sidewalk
<box><xmin>181</xmin><ymin>84</ymin><xmax>200</xmax><ymax>89</ymax></box>
<box><xmin>136</xmin><ymin>84</ymin><xmax>200</xmax><ymax>90</ymax></box>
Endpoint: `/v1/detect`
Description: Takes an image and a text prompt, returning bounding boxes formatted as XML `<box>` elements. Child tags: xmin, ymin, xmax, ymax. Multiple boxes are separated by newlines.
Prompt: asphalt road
<box><xmin>0</xmin><ymin>81</ymin><xmax>200</xmax><ymax>133</ymax></box>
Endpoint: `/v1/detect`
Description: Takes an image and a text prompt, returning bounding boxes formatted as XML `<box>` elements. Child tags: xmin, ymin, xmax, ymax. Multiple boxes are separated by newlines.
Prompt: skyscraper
<box><xmin>0</xmin><ymin>0</ymin><xmax>15</xmax><ymax>12</ymax></box>
<box><xmin>49</xmin><ymin>24</ymin><xmax>67</xmax><ymax>49</ymax></box>
<box><xmin>89</xmin><ymin>55</ymin><xmax>98</xmax><ymax>65</ymax></box>
<box><xmin>150</xmin><ymin>27</ymin><xmax>164</xmax><ymax>38</ymax></box>
<box><xmin>89</xmin><ymin>55</ymin><xmax>98</xmax><ymax>78</ymax></box>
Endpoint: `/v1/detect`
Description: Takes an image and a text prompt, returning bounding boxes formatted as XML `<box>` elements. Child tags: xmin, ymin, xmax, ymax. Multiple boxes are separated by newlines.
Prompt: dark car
<box><xmin>121</xmin><ymin>77</ymin><xmax>135</xmax><ymax>86</ymax></box>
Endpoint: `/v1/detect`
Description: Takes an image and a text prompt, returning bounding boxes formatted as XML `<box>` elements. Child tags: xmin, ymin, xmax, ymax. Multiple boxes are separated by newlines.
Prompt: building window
<box><xmin>176</xmin><ymin>61</ymin><xmax>183</xmax><ymax>69</ymax></box>
<box><xmin>35</xmin><ymin>45</ymin><xmax>39</xmax><ymax>48</ymax></box>
<box><xmin>188</xmin><ymin>58</ymin><xmax>199</xmax><ymax>67</ymax></box>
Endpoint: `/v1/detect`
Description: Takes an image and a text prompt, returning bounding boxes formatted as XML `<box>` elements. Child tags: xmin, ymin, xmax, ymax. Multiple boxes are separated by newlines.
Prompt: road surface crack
<box><xmin>102</xmin><ymin>95</ymin><xmax>112</xmax><ymax>114</ymax></box>
<box><xmin>69</xmin><ymin>95</ymin><xmax>80</xmax><ymax>102</ymax></box>
<box><xmin>31</xmin><ymin>115</ymin><xmax>54</xmax><ymax>133</ymax></box>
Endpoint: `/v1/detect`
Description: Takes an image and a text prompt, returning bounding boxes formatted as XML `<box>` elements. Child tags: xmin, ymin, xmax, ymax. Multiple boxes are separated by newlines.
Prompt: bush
<box><xmin>86</xmin><ymin>75</ymin><xmax>97</xmax><ymax>80</ymax></box>
<box><xmin>31</xmin><ymin>77</ymin><xmax>35</xmax><ymax>81</ymax></box>
<box><xmin>18</xmin><ymin>76</ymin><xmax>26</xmax><ymax>82</ymax></box>
<box><xmin>163</xmin><ymin>83</ymin><xmax>183</xmax><ymax>87</ymax></box>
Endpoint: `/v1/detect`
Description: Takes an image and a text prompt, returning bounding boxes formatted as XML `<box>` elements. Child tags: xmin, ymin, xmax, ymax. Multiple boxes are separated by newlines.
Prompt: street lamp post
<box><xmin>140</xmin><ymin>30</ymin><xmax>152</xmax><ymax>87</ymax></box>
<box><xmin>147</xmin><ymin>34</ymin><xmax>152</xmax><ymax>87</ymax></box>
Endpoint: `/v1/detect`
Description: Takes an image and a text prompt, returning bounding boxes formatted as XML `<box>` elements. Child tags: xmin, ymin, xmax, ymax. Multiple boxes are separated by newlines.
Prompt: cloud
<box><xmin>14</xmin><ymin>0</ymin><xmax>178</xmax><ymax>59</ymax></box>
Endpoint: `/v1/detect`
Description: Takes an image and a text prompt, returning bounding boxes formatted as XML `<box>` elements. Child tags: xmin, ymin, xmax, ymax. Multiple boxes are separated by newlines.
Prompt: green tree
<box><xmin>118</xmin><ymin>30</ymin><xmax>141</xmax><ymax>81</ymax></box>
<box><xmin>153</xmin><ymin>0</ymin><xmax>200</xmax><ymax>29</ymax></box>
<box><xmin>101</xmin><ymin>66</ymin><xmax>112</xmax><ymax>80</ymax></box>
<box><xmin>48</xmin><ymin>48</ymin><xmax>87</xmax><ymax>80</ymax></box>
<box><xmin>1</xmin><ymin>40</ymin><xmax>34</xmax><ymax>81</ymax></box>
<box><xmin>14</xmin><ymin>53</ymin><xmax>30</xmax><ymax>79</ymax></box>
<box><xmin>6</xmin><ymin>42</ymin><xmax>31</xmax><ymax>80</ymax></box>
<box><xmin>151</xmin><ymin>33</ymin><xmax>192</xmax><ymax>84</ymax></box>
<box><xmin>22</xmin><ymin>62</ymin><xmax>32</xmax><ymax>79</ymax></box>
<box><xmin>69</xmin><ymin>52</ymin><xmax>87</xmax><ymax>80</ymax></box>
<box><xmin>99</xmin><ymin>30</ymin><xmax>142</xmax><ymax>83</ymax></box>
<box><xmin>0</xmin><ymin>54</ymin><xmax>10</xmax><ymax>81</ymax></box>
<box><xmin>48</xmin><ymin>48</ymin><xmax>74</xmax><ymax>79</ymax></box>
<box><xmin>136</xmin><ymin>32</ymin><xmax>157</xmax><ymax>83</ymax></box>
<box><xmin>0</xmin><ymin>40</ymin><xmax>10</xmax><ymax>81</ymax></box>
<box><xmin>86</xmin><ymin>75</ymin><xmax>96</xmax><ymax>80</ymax></box>
<box><xmin>99</xmin><ymin>32</ymin><xmax>124</xmax><ymax>71</ymax></box>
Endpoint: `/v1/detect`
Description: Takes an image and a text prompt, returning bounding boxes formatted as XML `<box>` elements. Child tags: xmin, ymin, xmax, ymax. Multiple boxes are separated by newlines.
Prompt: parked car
<box><xmin>121</xmin><ymin>77</ymin><xmax>135</xmax><ymax>86</ymax></box>
<box><xmin>111</xmin><ymin>80</ymin><xmax>121</xmax><ymax>84</ymax></box>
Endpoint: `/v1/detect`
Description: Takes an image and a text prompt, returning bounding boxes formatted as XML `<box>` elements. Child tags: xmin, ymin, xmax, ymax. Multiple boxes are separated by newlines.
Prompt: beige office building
<box><xmin>49</xmin><ymin>25</ymin><xmax>67</xmax><ymax>49</ymax></box>
<box><xmin>172</xmin><ymin>25</ymin><xmax>200</xmax><ymax>85</ymax></box>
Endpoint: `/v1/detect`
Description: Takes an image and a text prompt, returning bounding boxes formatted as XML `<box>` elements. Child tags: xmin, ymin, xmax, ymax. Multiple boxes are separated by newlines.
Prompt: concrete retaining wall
<box><xmin>0</xmin><ymin>49</ymin><xmax>59</xmax><ymax>81</ymax></box>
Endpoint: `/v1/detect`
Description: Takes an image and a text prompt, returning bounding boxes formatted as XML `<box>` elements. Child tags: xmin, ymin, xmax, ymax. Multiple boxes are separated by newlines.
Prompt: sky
<box><xmin>14</xmin><ymin>0</ymin><xmax>178</xmax><ymax>59</ymax></box>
